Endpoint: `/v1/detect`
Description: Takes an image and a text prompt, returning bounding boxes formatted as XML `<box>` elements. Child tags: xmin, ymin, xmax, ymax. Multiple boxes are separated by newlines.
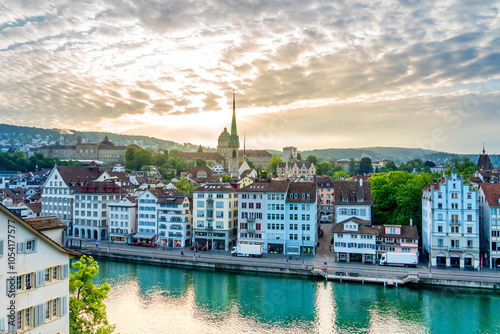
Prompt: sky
<box><xmin>0</xmin><ymin>0</ymin><xmax>499</xmax><ymax>153</ymax></box>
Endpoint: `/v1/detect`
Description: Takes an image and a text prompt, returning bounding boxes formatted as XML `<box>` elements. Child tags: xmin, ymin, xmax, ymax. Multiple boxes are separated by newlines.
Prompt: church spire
<box><xmin>231</xmin><ymin>90</ymin><xmax>237</xmax><ymax>137</ymax></box>
<box><xmin>483</xmin><ymin>142</ymin><xmax>486</xmax><ymax>154</ymax></box>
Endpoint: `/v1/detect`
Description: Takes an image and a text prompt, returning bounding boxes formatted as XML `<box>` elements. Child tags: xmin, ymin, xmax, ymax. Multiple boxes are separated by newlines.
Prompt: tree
<box><xmin>296</xmin><ymin>153</ymin><xmax>302</xmax><ymax>161</ymax></box>
<box><xmin>306</xmin><ymin>155</ymin><xmax>318</xmax><ymax>165</ymax></box>
<box><xmin>169</xmin><ymin>149</ymin><xmax>181</xmax><ymax>159</ymax></box>
<box><xmin>358</xmin><ymin>157</ymin><xmax>373</xmax><ymax>175</ymax></box>
<box><xmin>370</xmin><ymin>171</ymin><xmax>433</xmax><ymax>228</ymax></box>
<box><xmin>176</xmin><ymin>176</ymin><xmax>196</xmax><ymax>195</ymax></box>
<box><xmin>332</xmin><ymin>170</ymin><xmax>349</xmax><ymax>180</ymax></box>
<box><xmin>70</xmin><ymin>256</ymin><xmax>115</xmax><ymax>334</ymax></box>
<box><xmin>197</xmin><ymin>145</ymin><xmax>203</xmax><ymax>153</ymax></box>
<box><xmin>348</xmin><ymin>158</ymin><xmax>356</xmax><ymax>175</ymax></box>
<box><xmin>445</xmin><ymin>157</ymin><xmax>478</xmax><ymax>180</ymax></box>
<box><xmin>247</xmin><ymin>158</ymin><xmax>255</xmax><ymax>169</ymax></box>
<box><xmin>288</xmin><ymin>153</ymin><xmax>294</xmax><ymax>162</ymax></box>
<box><xmin>266</xmin><ymin>156</ymin><xmax>284</xmax><ymax>174</ymax></box>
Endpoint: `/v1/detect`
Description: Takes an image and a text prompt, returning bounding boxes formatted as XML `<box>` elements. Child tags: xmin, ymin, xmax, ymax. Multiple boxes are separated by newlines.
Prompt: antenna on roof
<box><xmin>483</xmin><ymin>142</ymin><xmax>486</xmax><ymax>154</ymax></box>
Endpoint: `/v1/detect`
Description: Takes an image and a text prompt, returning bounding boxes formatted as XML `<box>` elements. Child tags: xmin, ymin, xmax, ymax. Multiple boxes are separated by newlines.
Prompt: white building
<box><xmin>333</xmin><ymin>179</ymin><xmax>372</xmax><ymax>224</ymax></box>
<box><xmin>72</xmin><ymin>181</ymin><xmax>121</xmax><ymax>241</ymax></box>
<box><xmin>422</xmin><ymin>171</ymin><xmax>479</xmax><ymax>269</ymax></box>
<box><xmin>0</xmin><ymin>204</ymin><xmax>75</xmax><ymax>333</ymax></box>
<box><xmin>135</xmin><ymin>189</ymin><xmax>164</xmax><ymax>245</ymax></box>
<box><xmin>331</xmin><ymin>217</ymin><xmax>377</xmax><ymax>263</ymax></box>
<box><xmin>40</xmin><ymin>166</ymin><xmax>101</xmax><ymax>234</ymax></box>
<box><xmin>192</xmin><ymin>183</ymin><xmax>238</xmax><ymax>251</ymax></box>
<box><xmin>478</xmin><ymin>183</ymin><xmax>500</xmax><ymax>268</ymax></box>
<box><xmin>209</xmin><ymin>162</ymin><xmax>225</xmax><ymax>173</ymax></box>
<box><xmin>157</xmin><ymin>192</ymin><xmax>192</xmax><ymax>248</ymax></box>
<box><xmin>237</xmin><ymin>183</ymin><xmax>268</xmax><ymax>249</ymax></box>
<box><xmin>108</xmin><ymin>197</ymin><xmax>137</xmax><ymax>243</ymax></box>
<box><xmin>282</xmin><ymin>146</ymin><xmax>297</xmax><ymax>161</ymax></box>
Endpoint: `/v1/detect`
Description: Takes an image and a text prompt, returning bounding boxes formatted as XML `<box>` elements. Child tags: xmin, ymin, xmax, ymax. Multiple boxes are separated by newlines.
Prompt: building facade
<box><xmin>333</xmin><ymin>179</ymin><xmax>372</xmax><ymax>224</ymax></box>
<box><xmin>40</xmin><ymin>166</ymin><xmax>101</xmax><ymax>233</ymax></box>
<box><xmin>192</xmin><ymin>184</ymin><xmax>238</xmax><ymax>251</ymax></box>
<box><xmin>478</xmin><ymin>183</ymin><xmax>500</xmax><ymax>268</ymax></box>
<box><xmin>371</xmin><ymin>224</ymin><xmax>419</xmax><ymax>256</ymax></box>
<box><xmin>108</xmin><ymin>197</ymin><xmax>137</xmax><ymax>243</ymax></box>
<box><xmin>40</xmin><ymin>136</ymin><xmax>140</xmax><ymax>164</ymax></box>
<box><xmin>0</xmin><ymin>205</ymin><xmax>73</xmax><ymax>334</ymax></box>
<box><xmin>315</xmin><ymin>176</ymin><xmax>334</xmax><ymax>217</ymax></box>
<box><xmin>135</xmin><ymin>189</ymin><xmax>164</xmax><ymax>244</ymax></box>
<box><xmin>332</xmin><ymin>217</ymin><xmax>377</xmax><ymax>263</ymax></box>
<box><xmin>282</xmin><ymin>146</ymin><xmax>297</xmax><ymax>161</ymax></box>
<box><xmin>422</xmin><ymin>171</ymin><xmax>480</xmax><ymax>269</ymax></box>
<box><xmin>276</xmin><ymin>162</ymin><xmax>316</xmax><ymax>180</ymax></box>
<box><xmin>72</xmin><ymin>181</ymin><xmax>121</xmax><ymax>241</ymax></box>
<box><xmin>157</xmin><ymin>193</ymin><xmax>192</xmax><ymax>248</ymax></box>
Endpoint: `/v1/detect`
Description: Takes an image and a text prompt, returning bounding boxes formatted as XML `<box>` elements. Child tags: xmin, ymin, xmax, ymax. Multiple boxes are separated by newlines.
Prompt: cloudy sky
<box><xmin>1</xmin><ymin>0</ymin><xmax>499</xmax><ymax>153</ymax></box>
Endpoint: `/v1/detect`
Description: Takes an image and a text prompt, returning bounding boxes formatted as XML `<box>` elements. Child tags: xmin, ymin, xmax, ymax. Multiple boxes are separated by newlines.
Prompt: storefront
<box><xmin>301</xmin><ymin>246</ymin><xmax>314</xmax><ymax>255</ymax></box>
<box><xmin>267</xmin><ymin>243</ymin><xmax>284</xmax><ymax>254</ymax></box>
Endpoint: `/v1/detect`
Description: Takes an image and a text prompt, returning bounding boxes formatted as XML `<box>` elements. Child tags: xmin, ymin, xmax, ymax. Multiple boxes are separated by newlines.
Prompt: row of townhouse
<box><xmin>1</xmin><ymin>205</ymin><xmax>74</xmax><ymax>333</ymax></box>
<box><xmin>191</xmin><ymin>181</ymin><xmax>318</xmax><ymax>255</ymax></box>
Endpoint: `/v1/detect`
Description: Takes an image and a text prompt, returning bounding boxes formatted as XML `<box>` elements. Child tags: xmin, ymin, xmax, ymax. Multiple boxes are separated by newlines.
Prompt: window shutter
<box><xmin>0</xmin><ymin>240</ymin><xmax>4</xmax><ymax>256</ymax></box>
<box><xmin>35</xmin><ymin>270</ymin><xmax>45</xmax><ymax>288</ymax></box>
<box><xmin>32</xmin><ymin>239</ymin><xmax>37</xmax><ymax>252</ymax></box>
<box><xmin>0</xmin><ymin>318</ymin><xmax>5</xmax><ymax>331</ymax></box>
<box><xmin>39</xmin><ymin>303</ymin><xmax>45</xmax><ymax>326</ymax></box>
<box><xmin>17</xmin><ymin>241</ymin><xmax>26</xmax><ymax>253</ymax></box>
<box><xmin>61</xmin><ymin>264</ymin><xmax>69</xmax><ymax>280</ymax></box>
<box><xmin>60</xmin><ymin>296</ymin><xmax>68</xmax><ymax>317</ymax></box>
<box><xmin>34</xmin><ymin>303</ymin><xmax>39</xmax><ymax>327</ymax></box>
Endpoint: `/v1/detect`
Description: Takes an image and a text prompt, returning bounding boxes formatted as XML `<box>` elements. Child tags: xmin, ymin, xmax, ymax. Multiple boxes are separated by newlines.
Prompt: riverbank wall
<box><xmin>77</xmin><ymin>248</ymin><xmax>500</xmax><ymax>290</ymax></box>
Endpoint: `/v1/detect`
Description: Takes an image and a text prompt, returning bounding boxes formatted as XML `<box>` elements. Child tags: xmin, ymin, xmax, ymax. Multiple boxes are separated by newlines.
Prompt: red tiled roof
<box><xmin>480</xmin><ymin>183</ymin><xmax>500</xmax><ymax>207</ymax></box>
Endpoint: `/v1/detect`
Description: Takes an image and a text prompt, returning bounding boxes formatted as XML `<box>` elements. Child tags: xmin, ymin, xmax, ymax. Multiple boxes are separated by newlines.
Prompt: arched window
<box><xmin>232</xmin><ymin>150</ymin><xmax>236</xmax><ymax>158</ymax></box>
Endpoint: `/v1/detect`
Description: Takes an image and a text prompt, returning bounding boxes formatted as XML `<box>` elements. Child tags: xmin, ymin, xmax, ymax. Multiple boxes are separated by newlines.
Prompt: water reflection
<box><xmin>87</xmin><ymin>259</ymin><xmax>500</xmax><ymax>334</ymax></box>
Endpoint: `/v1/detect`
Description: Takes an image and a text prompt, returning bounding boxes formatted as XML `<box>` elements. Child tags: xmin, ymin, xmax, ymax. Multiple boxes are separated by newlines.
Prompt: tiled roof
<box><xmin>370</xmin><ymin>224</ymin><xmax>419</xmax><ymax>239</ymax></box>
<box><xmin>286</xmin><ymin>182</ymin><xmax>316</xmax><ymax>203</ymax></box>
<box><xmin>25</xmin><ymin>216</ymin><xmax>66</xmax><ymax>231</ymax></box>
<box><xmin>480</xmin><ymin>183</ymin><xmax>500</xmax><ymax>207</ymax></box>
<box><xmin>333</xmin><ymin>180</ymin><xmax>372</xmax><ymax>205</ymax></box>
<box><xmin>194</xmin><ymin>183</ymin><xmax>236</xmax><ymax>192</ymax></box>
<box><xmin>25</xmin><ymin>202</ymin><xmax>41</xmax><ymax>213</ymax></box>
<box><xmin>338</xmin><ymin>217</ymin><xmax>372</xmax><ymax>225</ymax></box>
<box><xmin>331</xmin><ymin>220</ymin><xmax>378</xmax><ymax>235</ymax></box>
<box><xmin>315</xmin><ymin>176</ymin><xmax>334</xmax><ymax>188</ymax></box>
<box><xmin>75</xmin><ymin>181</ymin><xmax>121</xmax><ymax>194</ymax></box>
<box><xmin>56</xmin><ymin>166</ymin><xmax>101</xmax><ymax>189</ymax></box>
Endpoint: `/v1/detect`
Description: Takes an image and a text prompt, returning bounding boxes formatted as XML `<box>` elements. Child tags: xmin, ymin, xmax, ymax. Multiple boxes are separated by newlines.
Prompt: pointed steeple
<box><xmin>231</xmin><ymin>91</ymin><xmax>237</xmax><ymax>137</ymax></box>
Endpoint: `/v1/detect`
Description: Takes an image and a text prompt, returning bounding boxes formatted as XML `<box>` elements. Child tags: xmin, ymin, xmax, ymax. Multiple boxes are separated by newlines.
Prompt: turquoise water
<box><xmin>89</xmin><ymin>258</ymin><xmax>500</xmax><ymax>333</ymax></box>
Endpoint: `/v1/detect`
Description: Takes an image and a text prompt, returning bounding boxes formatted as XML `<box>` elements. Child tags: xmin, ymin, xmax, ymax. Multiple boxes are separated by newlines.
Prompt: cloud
<box><xmin>0</xmin><ymin>0</ymin><xmax>499</xmax><ymax>152</ymax></box>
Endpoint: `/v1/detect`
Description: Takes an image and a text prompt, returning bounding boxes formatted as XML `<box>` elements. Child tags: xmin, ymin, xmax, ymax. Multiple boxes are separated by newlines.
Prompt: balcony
<box><xmin>206</xmin><ymin>225</ymin><xmax>213</xmax><ymax>230</ymax></box>
<box><xmin>449</xmin><ymin>220</ymin><xmax>461</xmax><ymax>225</ymax></box>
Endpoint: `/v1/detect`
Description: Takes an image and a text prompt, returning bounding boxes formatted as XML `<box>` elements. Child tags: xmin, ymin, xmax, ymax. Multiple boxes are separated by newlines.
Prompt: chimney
<box><xmin>410</xmin><ymin>218</ymin><xmax>413</xmax><ymax>226</ymax></box>
<box><xmin>360</xmin><ymin>178</ymin><xmax>363</xmax><ymax>187</ymax></box>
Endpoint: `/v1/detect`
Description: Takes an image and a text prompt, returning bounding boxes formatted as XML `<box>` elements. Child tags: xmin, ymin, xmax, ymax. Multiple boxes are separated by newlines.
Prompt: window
<box><xmin>52</xmin><ymin>266</ymin><xmax>59</xmax><ymax>280</ymax></box>
<box><xmin>438</xmin><ymin>239</ymin><xmax>443</xmax><ymax>246</ymax></box>
<box><xmin>437</xmin><ymin>225</ymin><xmax>443</xmax><ymax>233</ymax></box>
<box><xmin>52</xmin><ymin>299</ymin><xmax>58</xmax><ymax>318</ymax></box>
<box><xmin>25</xmin><ymin>239</ymin><xmax>36</xmax><ymax>253</ymax></box>
<box><xmin>25</xmin><ymin>272</ymin><xmax>33</xmax><ymax>290</ymax></box>
<box><xmin>45</xmin><ymin>268</ymin><xmax>51</xmax><ymax>282</ymax></box>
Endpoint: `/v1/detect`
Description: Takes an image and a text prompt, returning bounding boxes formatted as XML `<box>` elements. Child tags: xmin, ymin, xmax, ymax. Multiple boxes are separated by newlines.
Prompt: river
<box><xmin>90</xmin><ymin>258</ymin><xmax>500</xmax><ymax>334</ymax></box>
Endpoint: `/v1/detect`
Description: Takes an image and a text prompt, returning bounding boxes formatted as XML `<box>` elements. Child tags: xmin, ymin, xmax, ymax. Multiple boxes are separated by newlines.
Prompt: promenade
<box><xmin>70</xmin><ymin>239</ymin><xmax>500</xmax><ymax>289</ymax></box>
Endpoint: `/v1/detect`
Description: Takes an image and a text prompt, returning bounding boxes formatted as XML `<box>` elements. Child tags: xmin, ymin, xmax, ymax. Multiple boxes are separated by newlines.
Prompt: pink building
<box><xmin>371</xmin><ymin>224</ymin><xmax>419</xmax><ymax>257</ymax></box>
<box><xmin>315</xmin><ymin>176</ymin><xmax>334</xmax><ymax>217</ymax></box>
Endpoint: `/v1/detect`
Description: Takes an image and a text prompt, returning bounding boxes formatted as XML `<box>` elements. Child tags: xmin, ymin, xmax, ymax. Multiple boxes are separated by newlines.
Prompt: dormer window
<box><xmin>342</xmin><ymin>197</ymin><xmax>348</xmax><ymax>202</ymax></box>
<box><xmin>357</xmin><ymin>198</ymin><xmax>364</xmax><ymax>202</ymax></box>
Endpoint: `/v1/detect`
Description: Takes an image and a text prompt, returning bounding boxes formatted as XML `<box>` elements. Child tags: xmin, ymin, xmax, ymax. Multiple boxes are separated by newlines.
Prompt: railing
<box><xmin>448</xmin><ymin>246</ymin><xmax>463</xmax><ymax>252</ymax></box>
<box><xmin>206</xmin><ymin>225</ymin><xmax>213</xmax><ymax>230</ymax></box>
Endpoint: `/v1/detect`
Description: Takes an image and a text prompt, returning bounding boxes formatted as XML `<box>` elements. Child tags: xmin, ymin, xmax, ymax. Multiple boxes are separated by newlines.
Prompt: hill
<box><xmin>300</xmin><ymin>147</ymin><xmax>500</xmax><ymax>166</ymax></box>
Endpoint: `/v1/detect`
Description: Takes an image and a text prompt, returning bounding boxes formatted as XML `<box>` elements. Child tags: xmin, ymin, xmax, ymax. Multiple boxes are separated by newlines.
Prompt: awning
<box><xmin>133</xmin><ymin>233</ymin><xmax>156</xmax><ymax>239</ymax></box>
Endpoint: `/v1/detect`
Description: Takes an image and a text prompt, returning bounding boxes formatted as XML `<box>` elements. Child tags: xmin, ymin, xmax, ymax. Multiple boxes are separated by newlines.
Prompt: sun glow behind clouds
<box><xmin>0</xmin><ymin>1</ymin><xmax>500</xmax><ymax>152</ymax></box>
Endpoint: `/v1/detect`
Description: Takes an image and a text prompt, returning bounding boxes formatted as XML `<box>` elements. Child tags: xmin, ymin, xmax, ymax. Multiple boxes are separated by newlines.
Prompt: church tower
<box><xmin>227</xmin><ymin>92</ymin><xmax>240</xmax><ymax>177</ymax></box>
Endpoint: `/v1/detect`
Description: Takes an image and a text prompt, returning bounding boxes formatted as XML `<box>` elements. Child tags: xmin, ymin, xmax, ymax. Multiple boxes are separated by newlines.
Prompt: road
<box><xmin>76</xmin><ymin>240</ymin><xmax>500</xmax><ymax>283</ymax></box>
